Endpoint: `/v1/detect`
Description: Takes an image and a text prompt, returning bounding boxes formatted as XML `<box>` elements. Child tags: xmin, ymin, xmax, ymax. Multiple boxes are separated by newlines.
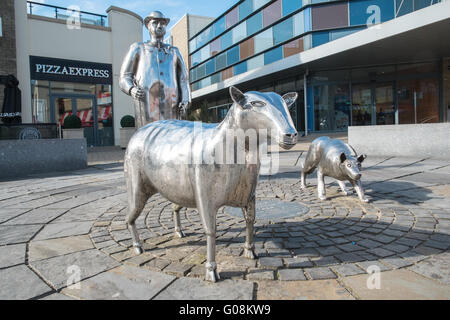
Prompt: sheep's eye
<box><xmin>251</xmin><ymin>101</ymin><xmax>266</xmax><ymax>107</ymax></box>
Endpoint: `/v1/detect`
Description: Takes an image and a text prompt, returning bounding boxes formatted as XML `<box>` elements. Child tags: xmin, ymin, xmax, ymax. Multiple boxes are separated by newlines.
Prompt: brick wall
<box><xmin>0</xmin><ymin>0</ymin><xmax>17</xmax><ymax>107</ymax></box>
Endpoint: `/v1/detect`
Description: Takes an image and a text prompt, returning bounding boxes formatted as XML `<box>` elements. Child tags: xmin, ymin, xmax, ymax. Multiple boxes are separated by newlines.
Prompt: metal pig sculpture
<box><xmin>300</xmin><ymin>137</ymin><xmax>368</xmax><ymax>203</ymax></box>
<box><xmin>124</xmin><ymin>86</ymin><xmax>298</xmax><ymax>282</ymax></box>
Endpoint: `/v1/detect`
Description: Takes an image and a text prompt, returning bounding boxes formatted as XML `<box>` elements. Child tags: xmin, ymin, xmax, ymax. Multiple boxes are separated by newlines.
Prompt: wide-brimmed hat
<box><xmin>144</xmin><ymin>11</ymin><xmax>170</xmax><ymax>28</ymax></box>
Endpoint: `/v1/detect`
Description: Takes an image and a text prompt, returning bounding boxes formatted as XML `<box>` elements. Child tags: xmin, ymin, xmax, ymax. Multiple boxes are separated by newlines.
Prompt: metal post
<box><xmin>55</xmin><ymin>7</ymin><xmax>58</xmax><ymax>19</ymax></box>
<box><xmin>29</xmin><ymin>2</ymin><xmax>32</xmax><ymax>15</ymax></box>
<box><xmin>414</xmin><ymin>91</ymin><xmax>417</xmax><ymax>124</ymax></box>
<box><xmin>303</xmin><ymin>72</ymin><xmax>308</xmax><ymax>136</ymax></box>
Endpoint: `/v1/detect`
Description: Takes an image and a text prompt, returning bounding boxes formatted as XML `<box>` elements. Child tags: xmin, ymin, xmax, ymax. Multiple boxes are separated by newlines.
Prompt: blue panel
<box><xmin>191</xmin><ymin>51</ymin><xmax>201</xmax><ymax>67</ymax></box>
<box><xmin>234</xmin><ymin>61</ymin><xmax>247</xmax><ymax>76</ymax></box>
<box><xmin>264</xmin><ymin>46</ymin><xmax>283</xmax><ymax>65</ymax></box>
<box><xmin>312</xmin><ymin>31</ymin><xmax>329</xmax><ymax>47</ymax></box>
<box><xmin>349</xmin><ymin>0</ymin><xmax>395</xmax><ymax>26</ymax></box>
<box><xmin>216</xmin><ymin>52</ymin><xmax>227</xmax><ymax>70</ymax></box>
<box><xmin>303</xmin><ymin>7</ymin><xmax>311</xmax><ymax>32</ymax></box>
<box><xmin>239</xmin><ymin>0</ymin><xmax>254</xmax><ymax>20</ymax></box>
<box><xmin>221</xmin><ymin>30</ymin><xmax>233</xmax><ymax>50</ymax></box>
<box><xmin>206</xmin><ymin>59</ymin><xmax>215</xmax><ymax>75</ymax></box>
<box><xmin>214</xmin><ymin>16</ymin><xmax>226</xmax><ymax>37</ymax></box>
<box><xmin>226</xmin><ymin>46</ymin><xmax>240</xmax><ymax>66</ymax></box>
<box><xmin>396</xmin><ymin>0</ymin><xmax>413</xmax><ymax>17</ymax></box>
<box><xmin>247</xmin><ymin>12</ymin><xmax>262</xmax><ymax>36</ymax></box>
<box><xmin>414</xmin><ymin>0</ymin><xmax>431</xmax><ymax>10</ymax></box>
<box><xmin>273</xmin><ymin>17</ymin><xmax>293</xmax><ymax>45</ymax></box>
<box><xmin>282</xmin><ymin>0</ymin><xmax>302</xmax><ymax>16</ymax></box>
<box><xmin>211</xmin><ymin>72</ymin><xmax>221</xmax><ymax>84</ymax></box>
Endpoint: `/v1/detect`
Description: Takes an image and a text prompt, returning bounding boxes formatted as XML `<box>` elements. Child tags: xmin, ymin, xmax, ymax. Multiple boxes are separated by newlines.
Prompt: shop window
<box><xmin>214</xmin><ymin>16</ymin><xmax>226</xmax><ymax>37</ymax></box>
<box><xmin>221</xmin><ymin>30</ymin><xmax>233</xmax><ymax>51</ymax></box>
<box><xmin>312</xmin><ymin>2</ymin><xmax>348</xmax><ymax>30</ymax></box>
<box><xmin>247</xmin><ymin>54</ymin><xmax>264</xmax><ymax>70</ymax></box>
<box><xmin>312</xmin><ymin>31</ymin><xmax>329</xmax><ymax>47</ymax></box>
<box><xmin>210</xmin><ymin>38</ymin><xmax>221</xmax><ymax>56</ymax></box>
<box><xmin>264</xmin><ymin>46</ymin><xmax>283</xmax><ymax>65</ymax></box>
<box><xmin>233</xmin><ymin>21</ymin><xmax>247</xmax><ymax>44</ymax></box>
<box><xmin>283</xmin><ymin>38</ymin><xmax>303</xmax><ymax>57</ymax></box>
<box><xmin>239</xmin><ymin>0</ymin><xmax>254</xmax><ymax>20</ymax></box>
<box><xmin>254</xmin><ymin>28</ymin><xmax>273</xmax><ymax>54</ymax></box>
<box><xmin>32</xmin><ymin>80</ymin><xmax>51</xmax><ymax>123</ymax></box>
<box><xmin>395</xmin><ymin>0</ymin><xmax>413</xmax><ymax>17</ymax></box>
<box><xmin>234</xmin><ymin>61</ymin><xmax>248</xmax><ymax>76</ymax></box>
<box><xmin>216</xmin><ymin>52</ymin><xmax>227</xmax><ymax>70</ymax></box>
<box><xmin>282</xmin><ymin>0</ymin><xmax>302</xmax><ymax>17</ymax></box>
<box><xmin>226</xmin><ymin>46</ymin><xmax>240</xmax><ymax>66</ymax></box>
<box><xmin>222</xmin><ymin>67</ymin><xmax>233</xmax><ymax>81</ymax></box>
<box><xmin>293</xmin><ymin>11</ymin><xmax>305</xmax><ymax>36</ymax></box>
<box><xmin>273</xmin><ymin>17</ymin><xmax>293</xmax><ymax>45</ymax></box>
<box><xmin>263</xmin><ymin>0</ymin><xmax>282</xmax><ymax>28</ymax></box>
<box><xmin>313</xmin><ymin>83</ymin><xmax>350</xmax><ymax>131</ymax></box>
<box><xmin>240</xmin><ymin>38</ymin><xmax>255</xmax><ymax>60</ymax></box>
<box><xmin>206</xmin><ymin>59</ymin><xmax>215</xmax><ymax>75</ymax></box>
<box><xmin>247</xmin><ymin>11</ymin><xmax>262</xmax><ymax>36</ymax></box>
<box><xmin>226</xmin><ymin>6</ymin><xmax>239</xmax><ymax>28</ymax></box>
<box><xmin>349</xmin><ymin>0</ymin><xmax>395</xmax><ymax>26</ymax></box>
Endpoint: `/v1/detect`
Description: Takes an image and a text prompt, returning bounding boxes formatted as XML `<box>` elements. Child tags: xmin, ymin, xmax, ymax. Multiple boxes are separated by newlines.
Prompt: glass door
<box><xmin>351</xmin><ymin>84</ymin><xmax>373</xmax><ymax>126</ymax></box>
<box><xmin>375</xmin><ymin>83</ymin><xmax>395</xmax><ymax>125</ymax></box>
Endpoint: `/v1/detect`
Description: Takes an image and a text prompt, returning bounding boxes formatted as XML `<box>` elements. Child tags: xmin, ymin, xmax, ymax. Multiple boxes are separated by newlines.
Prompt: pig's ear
<box><xmin>340</xmin><ymin>152</ymin><xmax>347</xmax><ymax>163</ymax></box>
<box><xmin>357</xmin><ymin>154</ymin><xmax>367</xmax><ymax>163</ymax></box>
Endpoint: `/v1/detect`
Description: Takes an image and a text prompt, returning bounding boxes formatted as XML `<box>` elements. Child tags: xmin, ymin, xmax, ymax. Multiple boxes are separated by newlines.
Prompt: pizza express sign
<box><xmin>30</xmin><ymin>56</ymin><xmax>112</xmax><ymax>84</ymax></box>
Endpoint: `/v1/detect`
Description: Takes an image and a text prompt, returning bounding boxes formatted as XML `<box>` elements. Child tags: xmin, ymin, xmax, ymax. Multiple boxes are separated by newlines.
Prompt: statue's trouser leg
<box><xmin>352</xmin><ymin>180</ymin><xmax>369</xmax><ymax>203</ymax></box>
<box><xmin>338</xmin><ymin>180</ymin><xmax>349</xmax><ymax>195</ymax></box>
<box><xmin>242</xmin><ymin>196</ymin><xmax>257</xmax><ymax>259</ymax></box>
<box><xmin>125</xmin><ymin>161</ymin><xmax>150</xmax><ymax>254</ymax></box>
<box><xmin>134</xmin><ymin>100</ymin><xmax>144</xmax><ymax>129</ymax></box>
<box><xmin>172</xmin><ymin>204</ymin><xmax>185</xmax><ymax>238</ymax></box>
<box><xmin>317</xmin><ymin>171</ymin><xmax>326</xmax><ymax>200</ymax></box>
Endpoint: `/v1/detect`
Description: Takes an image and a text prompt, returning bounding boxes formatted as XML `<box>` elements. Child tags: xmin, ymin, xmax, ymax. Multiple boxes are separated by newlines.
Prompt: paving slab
<box><xmin>0</xmin><ymin>244</ymin><xmax>26</xmax><ymax>268</ymax></box>
<box><xmin>154</xmin><ymin>277</ymin><xmax>254</xmax><ymax>300</ymax></box>
<box><xmin>0</xmin><ymin>225</ymin><xmax>42</xmax><ymax>245</ymax></box>
<box><xmin>0</xmin><ymin>265</ymin><xmax>53</xmax><ymax>300</ymax></box>
<box><xmin>257</xmin><ymin>279</ymin><xmax>354</xmax><ymax>300</ymax></box>
<box><xmin>0</xmin><ymin>208</ymin><xmax>30</xmax><ymax>224</ymax></box>
<box><xmin>342</xmin><ymin>269</ymin><xmax>450</xmax><ymax>300</ymax></box>
<box><xmin>29</xmin><ymin>235</ymin><xmax>94</xmax><ymax>262</ymax></box>
<box><xmin>30</xmin><ymin>249</ymin><xmax>120</xmax><ymax>290</ymax></box>
<box><xmin>33</xmin><ymin>221</ymin><xmax>93</xmax><ymax>241</ymax></box>
<box><xmin>61</xmin><ymin>265</ymin><xmax>175</xmax><ymax>300</ymax></box>
<box><xmin>4</xmin><ymin>208</ymin><xmax>67</xmax><ymax>225</ymax></box>
<box><xmin>408</xmin><ymin>252</ymin><xmax>450</xmax><ymax>285</ymax></box>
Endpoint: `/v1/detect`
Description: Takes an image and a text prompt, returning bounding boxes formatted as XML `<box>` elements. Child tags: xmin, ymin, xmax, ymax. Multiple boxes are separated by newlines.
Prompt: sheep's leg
<box><xmin>242</xmin><ymin>196</ymin><xmax>257</xmax><ymax>259</ymax></box>
<box><xmin>125</xmin><ymin>161</ymin><xmax>151</xmax><ymax>254</ymax></box>
<box><xmin>172</xmin><ymin>204</ymin><xmax>185</xmax><ymax>238</ymax></box>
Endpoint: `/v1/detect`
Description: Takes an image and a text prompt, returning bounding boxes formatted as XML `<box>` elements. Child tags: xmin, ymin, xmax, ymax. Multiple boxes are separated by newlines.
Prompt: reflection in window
<box><xmin>254</xmin><ymin>28</ymin><xmax>273</xmax><ymax>53</ymax></box>
<box><xmin>191</xmin><ymin>50</ymin><xmax>201</xmax><ymax>67</ymax></box>
<box><xmin>263</xmin><ymin>0</ymin><xmax>282</xmax><ymax>28</ymax></box>
<box><xmin>264</xmin><ymin>46</ymin><xmax>283</xmax><ymax>65</ymax></box>
<box><xmin>314</xmin><ymin>83</ymin><xmax>350</xmax><ymax>131</ymax></box>
<box><xmin>273</xmin><ymin>17</ymin><xmax>293</xmax><ymax>45</ymax></box>
<box><xmin>247</xmin><ymin>12</ymin><xmax>262</xmax><ymax>36</ymax></box>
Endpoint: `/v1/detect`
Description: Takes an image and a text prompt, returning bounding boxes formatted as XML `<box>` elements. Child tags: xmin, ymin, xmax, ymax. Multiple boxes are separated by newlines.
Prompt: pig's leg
<box><xmin>301</xmin><ymin>148</ymin><xmax>318</xmax><ymax>189</ymax></box>
<box><xmin>338</xmin><ymin>180</ymin><xmax>350</xmax><ymax>196</ymax></box>
<box><xmin>242</xmin><ymin>196</ymin><xmax>257</xmax><ymax>260</ymax></box>
<box><xmin>172</xmin><ymin>204</ymin><xmax>185</xmax><ymax>238</ymax></box>
<box><xmin>125</xmin><ymin>163</ymin><xmax>151</xmax><ymax>255</ymax></box>
<box><xmin>351</xmin><ymin>180</ymin><xmax>369</xmax><ymax>203</ymax></box>
<box><xmin>317</xmin><ymin>171</ymin><xmax>327</xmax><ymax>201</ymax></box>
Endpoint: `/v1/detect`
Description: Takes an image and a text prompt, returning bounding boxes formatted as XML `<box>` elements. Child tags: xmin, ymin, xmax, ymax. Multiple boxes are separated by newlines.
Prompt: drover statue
<box><xmin>300</xmin><ymin>137</ymin><xmax>368</xmax><ymax>203</ymax></box>
<box><xmin>119</xmin><ymin>11</ymin><xmax>191</xmax><ymax>127</ymax></box>
<box><xmin>124</xmin><ymin>87</ymin><xmax>298</xmax><ymax>282</ymax></box>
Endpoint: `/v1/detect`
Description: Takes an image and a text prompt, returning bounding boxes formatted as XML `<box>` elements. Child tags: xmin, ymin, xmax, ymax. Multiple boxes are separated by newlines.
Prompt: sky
<box><xmin>31</xmin><ymin>0</ymin><xmax>238</xmax><ymax>40</ymax></box>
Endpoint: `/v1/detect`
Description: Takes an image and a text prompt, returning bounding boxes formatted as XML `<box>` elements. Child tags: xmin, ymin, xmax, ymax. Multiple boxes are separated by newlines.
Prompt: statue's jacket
<box><xmin>120</xmin><ymin>41</ymin><xmax>190</xmax><ymax>123</ymax></box>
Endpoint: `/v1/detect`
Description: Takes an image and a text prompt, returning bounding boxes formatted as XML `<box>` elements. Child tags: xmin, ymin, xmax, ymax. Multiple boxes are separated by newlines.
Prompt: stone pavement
<box><xmin>0</xmin><ymin>151</ymin><xmax>449</xmax><ymax>300</ymax></box>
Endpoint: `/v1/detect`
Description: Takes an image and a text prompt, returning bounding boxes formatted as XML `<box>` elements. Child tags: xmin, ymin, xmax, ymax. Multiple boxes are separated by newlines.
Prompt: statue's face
<box><xmin>148</xmin><ymin>19</ymin><xmax>166</xmax><ymax>39</ymax></box>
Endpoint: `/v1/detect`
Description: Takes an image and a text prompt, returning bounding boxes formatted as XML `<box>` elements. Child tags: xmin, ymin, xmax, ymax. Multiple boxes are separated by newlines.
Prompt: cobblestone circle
<box><xmin>90</xmin><ymin>178</ymin><xmax>448</xmax><ymax>282</ymax></box>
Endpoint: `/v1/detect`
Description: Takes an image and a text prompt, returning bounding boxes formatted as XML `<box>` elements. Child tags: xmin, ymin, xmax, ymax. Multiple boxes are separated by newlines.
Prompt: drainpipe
<box><xmin>304</xmin><ymin>71</ymin><xmax>308</xmax><ymax>136</ymax></box>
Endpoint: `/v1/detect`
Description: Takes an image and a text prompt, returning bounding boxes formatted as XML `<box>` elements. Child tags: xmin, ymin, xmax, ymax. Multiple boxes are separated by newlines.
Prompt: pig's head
<box><xmin>339</xmin><ymin>153</ymin><xmax>367</xmax><ymax>181</ymax></box>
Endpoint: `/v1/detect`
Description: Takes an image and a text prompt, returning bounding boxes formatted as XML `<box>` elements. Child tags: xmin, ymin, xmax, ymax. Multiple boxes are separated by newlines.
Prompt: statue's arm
<box><xmin>175</xmin><ymin>47</ymin><xmax>191</xmax><ymax>110</ymax></box>
<box><xmin>119</xmin><ymin>43</ymin><xmax>140</xmax><ymax>96</ymax></box>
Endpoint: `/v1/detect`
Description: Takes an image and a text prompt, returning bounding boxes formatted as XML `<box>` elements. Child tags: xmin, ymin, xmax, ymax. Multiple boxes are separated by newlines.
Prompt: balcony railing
<box><xmin>27</xmin><ymin>1</ymin><xmax>107</xmax><ymax>27</ymax></box>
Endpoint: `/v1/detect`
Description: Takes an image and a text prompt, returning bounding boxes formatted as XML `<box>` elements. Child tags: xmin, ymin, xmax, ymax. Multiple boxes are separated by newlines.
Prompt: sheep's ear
<box><xmin>340</xmin><ymin>152</ymin><xmax>347</xmax><ymax>163</ymax></box>
<box><xmin>229</xmin><ymin>86</ymin><xmax>246</xmax><ymax>108</ymax></box>
<box><xmin>358</xmin><ymin>154</ymin><xmax>367</xmax><ymax>163</ymax></box>
<box><xmin>282</xmin><ymin>92</ymin><xmax>298</xmax><ymax>109</ymax></box>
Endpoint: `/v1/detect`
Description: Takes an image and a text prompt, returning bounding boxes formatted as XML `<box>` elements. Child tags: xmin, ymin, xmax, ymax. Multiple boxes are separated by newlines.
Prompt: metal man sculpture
<box><xmin>119</xmin><ymin>11</ymin><xmax>191</xmax><ymax>127</ymax></box>
<box><xmin>300</xmin><ymin>137</ymin><xmax>368</xmax><ymax>203</ymax></box>
<box><xmin>124</xmin><ymin>86</ymin><xmax>298</xmax><ymax>282</ymax></box>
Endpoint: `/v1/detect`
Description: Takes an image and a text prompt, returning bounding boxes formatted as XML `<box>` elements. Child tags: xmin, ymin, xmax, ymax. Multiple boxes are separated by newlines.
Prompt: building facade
<box><xmin>186</xmin><ymin>0</ymin><xmax>450</xmax><ymax>133</ymax></box>
<box><xmin>1</xmin><ymin>0</ymin><xmax>142</xmax><ymax>146</ymax></box>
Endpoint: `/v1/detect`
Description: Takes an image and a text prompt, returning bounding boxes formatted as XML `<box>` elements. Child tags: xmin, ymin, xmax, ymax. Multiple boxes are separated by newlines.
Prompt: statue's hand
<box><xmin>130</xmin><ymin>87</ymin><xmax>145</xmax><ymax>101</ymax></box>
